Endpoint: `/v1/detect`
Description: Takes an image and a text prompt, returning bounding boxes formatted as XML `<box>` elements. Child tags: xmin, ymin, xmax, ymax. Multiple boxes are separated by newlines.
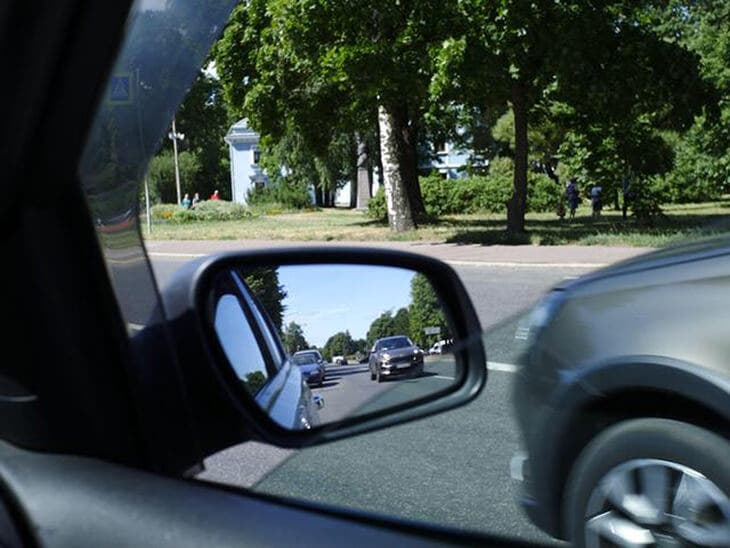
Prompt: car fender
<box><xmin>527</xmin><ymin>355</ymin><xmax>730</xmax><ymax>538</ymax></box>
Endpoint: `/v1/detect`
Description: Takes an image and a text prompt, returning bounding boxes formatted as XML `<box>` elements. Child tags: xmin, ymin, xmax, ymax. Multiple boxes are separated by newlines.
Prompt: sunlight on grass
<box><xmin>143</xmin><ymin>198</ymin><xmax>730</xmax><ymax>247</ymax></box>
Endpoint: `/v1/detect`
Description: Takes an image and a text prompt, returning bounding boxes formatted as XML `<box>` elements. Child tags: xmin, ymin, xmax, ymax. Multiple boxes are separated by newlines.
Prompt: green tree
<box><xmin>147</xmin><ymin>149</ymin><xmax>201</xmax><ymax>204</ymax></box>
<box><xmin>433</xmin><ymin>1</ymin><xmax>709</xmax><ymax>232</ymax></box>
<box><xmin>322</xmin><ymin>330</ymin><xmax>356</xmax><ymax>361</ymax></box>
<box><xmin>174</xmin><ymin>70</ymin><xmax>233</xmax><ymax>200</ymax></box>
<box><xmin>215</xmin><ymin>0</ymin><xmax>463</xmax><ymax>230</ymax></box>
<box><xmin>651</xmin><ymin>0</ymin><xmax>730</xmax><ymax>202</ymax></box>
<box><xmin>392</xmin><ymin>308</ymin><xmax>410</xmax><ymax>337</ymax></box>
<box><xmin>366</xmin><ymin>311</ymin><xmax>396</xmax><ymax>349</ymax></box>
<box><xmin>408</xmin><ymin>274</ymin><xmax>449</xmax><ymax>348</ymax></box>
<box><xmin>282</xmin><ymin>321</ymin><xmax>309</xmax><ymax>354</ymax></box>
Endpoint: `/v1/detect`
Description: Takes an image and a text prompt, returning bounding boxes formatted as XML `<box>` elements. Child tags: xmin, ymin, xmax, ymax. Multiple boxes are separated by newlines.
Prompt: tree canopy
<box><xmin>203</xmin><ymin>1</ymin><xmax>727</xmax><ymax>230</ymax></box>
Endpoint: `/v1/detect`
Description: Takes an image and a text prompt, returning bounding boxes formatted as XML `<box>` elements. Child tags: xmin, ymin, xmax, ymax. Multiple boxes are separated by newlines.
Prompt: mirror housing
<box><xmin>161</xmin><ymin>247</ymin><xmax>486</xmax><ymax>452</ymax></box>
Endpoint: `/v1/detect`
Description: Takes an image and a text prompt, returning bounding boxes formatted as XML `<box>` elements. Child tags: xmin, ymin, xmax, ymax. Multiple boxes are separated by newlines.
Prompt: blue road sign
<box><xmin>109</xmin><ymin>74</ymin><xmax>132</xmax><ymax>104</ymax></box>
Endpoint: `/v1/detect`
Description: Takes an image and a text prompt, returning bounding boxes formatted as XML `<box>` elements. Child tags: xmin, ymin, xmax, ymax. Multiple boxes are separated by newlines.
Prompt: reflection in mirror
<box><xmin>211</xmin><ymin>264</ymin><xmax>460</xmax><ymax>430</ymax></box>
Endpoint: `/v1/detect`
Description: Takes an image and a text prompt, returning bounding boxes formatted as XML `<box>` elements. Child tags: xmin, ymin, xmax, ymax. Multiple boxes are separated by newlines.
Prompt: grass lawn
<box><xmin>143</xmin><ymin>198</ymin><xmax>730</xmax><ymax>247</ymax></box>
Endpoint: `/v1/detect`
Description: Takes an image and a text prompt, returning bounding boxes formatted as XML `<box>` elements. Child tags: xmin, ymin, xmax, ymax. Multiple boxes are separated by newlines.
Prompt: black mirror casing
<box><xmin>161</xmin><ymin>247</ymin><xmax>487</xmax><ymax>456</ymax></box>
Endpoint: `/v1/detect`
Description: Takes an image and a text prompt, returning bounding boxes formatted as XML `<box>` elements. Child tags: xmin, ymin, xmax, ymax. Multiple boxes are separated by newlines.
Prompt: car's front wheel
<box><xmin>564</xmin><ymin>418</ymin><xmax>730</xmax><ymax>548</ymax></box>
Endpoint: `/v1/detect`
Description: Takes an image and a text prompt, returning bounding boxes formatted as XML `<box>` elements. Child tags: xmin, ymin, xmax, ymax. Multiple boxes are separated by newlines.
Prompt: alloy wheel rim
<box><xmin>584</xmin><ymin>458</ymin><xmax>730</xmax><ymax>547</ymax></box>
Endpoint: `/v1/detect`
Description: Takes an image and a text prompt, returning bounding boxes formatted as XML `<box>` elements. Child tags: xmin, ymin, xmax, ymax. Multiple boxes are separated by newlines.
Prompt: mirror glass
<box><xmin>212</xmin><ymin>264</ymin><xmax>460</xmax><ymax>430</ymax></box>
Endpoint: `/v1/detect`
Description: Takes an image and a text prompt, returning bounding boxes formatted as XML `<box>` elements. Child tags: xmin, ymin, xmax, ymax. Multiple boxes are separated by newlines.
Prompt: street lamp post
<box><xmin>168</xmin><ymin>118</ymin><xmax>185</xmax><ymax>205</ymax></box>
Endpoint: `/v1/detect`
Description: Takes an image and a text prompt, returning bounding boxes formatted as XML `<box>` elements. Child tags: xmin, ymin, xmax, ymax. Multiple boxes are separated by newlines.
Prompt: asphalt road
<box><xmin>150</xmin><ymin>255</ymin><xmax>588</xmax><ymax>545</ymax></box>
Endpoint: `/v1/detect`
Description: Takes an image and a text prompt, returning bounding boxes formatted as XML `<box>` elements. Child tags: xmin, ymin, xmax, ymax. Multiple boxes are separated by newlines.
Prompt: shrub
<box><xmin>150</xmin><ymin>201</ymin><xmax>253</xmax><ymax>224</ymax></box>
<box><xmin>367</xmin><ymin>187</ymin><xmax>387</xmax><ymax>220</ymax></box>
<box><xmin>151</xmin><ymin>204</ymin><xmax>178</xmax><ymax>220</ymax></box>
<box><xmin>420</xmin><ymin>173</ymin><xmax>452</xmax><ymax>216</ymax></box>
<box><xmin>191</xmin><ymin>200</ymin><xmax>252</xmax><ymax>221</ymax></box>
<box><xmin>527</xmin><ymin>173</ymin><xmax>562</xmax><ymax>213</ymax></box>
<box><xmin>247</xmin><ymin>180</ymin><xmax>311</xmax><ymax>210</ymax></box>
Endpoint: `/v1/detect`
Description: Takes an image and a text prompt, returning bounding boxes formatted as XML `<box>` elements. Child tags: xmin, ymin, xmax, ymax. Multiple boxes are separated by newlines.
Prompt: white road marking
<box><xmin>488</xmin><ymin>361</ymin><xmax>519</xmax><ymax>373</ymax></box>
<box><xmin>433</xmin><ymin>375</ymin><xmax>455</xmax><ymax>380</ymax></box>
<box><xmin>148</xmin><ymin>252</ymin><xmax>205</xmax><ymax>259</ymax></box>
<box><xmin>446</xmin><ymin>260</ymin><xmax>604</xmax><ymax>269</ymax></box>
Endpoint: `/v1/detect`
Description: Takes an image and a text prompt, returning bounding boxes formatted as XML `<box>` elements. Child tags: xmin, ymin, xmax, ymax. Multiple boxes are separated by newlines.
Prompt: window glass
<box><xmin>214</xmin><ymin>294</ymin><xmax>269</xmax><ymax>395</ymax></box>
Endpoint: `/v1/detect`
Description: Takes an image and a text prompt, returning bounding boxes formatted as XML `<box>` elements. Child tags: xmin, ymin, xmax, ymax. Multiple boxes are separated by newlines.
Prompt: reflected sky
<box><xmin>278</xmin><ymin>265</ymin><xmax>416</xmax><ymax>347</ymax></box>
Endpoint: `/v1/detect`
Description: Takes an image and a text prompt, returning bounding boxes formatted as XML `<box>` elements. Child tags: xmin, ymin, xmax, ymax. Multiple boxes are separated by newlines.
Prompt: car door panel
<box><xmin>0</xmin><ymin>442</ymin><xmax>535</xmax><ymax>548</ymax></box>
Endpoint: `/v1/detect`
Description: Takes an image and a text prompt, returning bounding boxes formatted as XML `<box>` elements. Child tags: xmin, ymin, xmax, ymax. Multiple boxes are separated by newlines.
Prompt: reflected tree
<box><xmin>409</xmin><ymin>274</ymin><xmax>449</xmax><ymax>348</ymax></box>
<box><xmin>283</xmin><ymin>321</ymin><xmax>309</xmax><ymax>354</ymax></box>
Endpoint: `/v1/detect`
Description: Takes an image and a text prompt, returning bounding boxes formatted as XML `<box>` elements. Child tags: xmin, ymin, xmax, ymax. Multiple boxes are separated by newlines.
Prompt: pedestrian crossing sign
<box><xmin>108</xmin><ymin>74</ymin><xmax>133</xmax><ymax>104</ymax></box>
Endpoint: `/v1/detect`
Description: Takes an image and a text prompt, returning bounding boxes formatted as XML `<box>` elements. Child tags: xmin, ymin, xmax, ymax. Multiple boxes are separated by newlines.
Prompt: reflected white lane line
<box><xmin>488</xmin><ymin>362</ymin><xmax>518</xmax><ymax>373</ymax></box>
<box><xmin>432</xmin><ymin>361</ymin><xmax>517</xmax><ymax>380</ymax></box>
<box><xmin>128</xmin><ymin>322</ymin><xmax>145</xmax><ymax>334</ymax></box>
<box><xmin>148</xmin><ymin>252</ymin><xmax>205</xmax><ymax>258</ymax></box>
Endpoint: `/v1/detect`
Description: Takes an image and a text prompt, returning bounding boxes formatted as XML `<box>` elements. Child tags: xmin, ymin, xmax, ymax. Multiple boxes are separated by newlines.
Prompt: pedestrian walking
<box><xmin>590</xmin><ymin>184</ymin><xmax>603</xmax><ymax>218</ymax></box>
<box><xmin>566</xmin><ymin>179</ymin><xmax>580</xmax><ymax>220</ymax></box>
<box><xmin>622</xmin><ymin>177</ymin><xmax>631</xmax><ymax>220</ymax></box>
<box><xmin>181</xmin><ymin>193</ymin><xmax>191</xmax><ymax>209</ymax></box>
<box><xmin>191</xmin><ymin>192</ymin><xmax>200</xmax><ymax>209</ymax></box>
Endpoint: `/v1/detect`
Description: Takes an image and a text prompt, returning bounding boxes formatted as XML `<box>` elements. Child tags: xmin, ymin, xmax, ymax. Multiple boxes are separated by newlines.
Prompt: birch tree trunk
<box><xmin>378</xmin><ymin>105</ymin><xmax>415</xmax><ymax>232</ymax></box>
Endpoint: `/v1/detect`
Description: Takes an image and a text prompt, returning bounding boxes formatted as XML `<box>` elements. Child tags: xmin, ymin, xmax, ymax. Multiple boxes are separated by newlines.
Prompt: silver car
<box><xmin>512</xmin><ymin>237</ymin><xmax>730</xmax><ymax>547</ymax></box>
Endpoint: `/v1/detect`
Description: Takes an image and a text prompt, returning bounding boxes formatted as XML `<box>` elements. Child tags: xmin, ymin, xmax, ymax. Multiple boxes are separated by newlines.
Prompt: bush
<box><xmin>191</xmin><ymin>200</ymin><xmax>252</xmax><ymax>221</ymax></box>
<box><xmin>367</xmin><ymin>158</ymin><xmax>564</xmax><ymax>219</ymax></box>
<box><xmin>247</xmin><ymin>180</ymin><xmax>311</xmax><ymax>210</ymax></box>
<box><xmin>367</xmin><ymin>187</ymin><xmax>387</xmax><ymax>220</ymax></box>
<box><xmin>420</xmin><ymin>173</ymin><xmax>452</xmax><ymax>216</ymax></box>
<box><xmin>151</xmin><ymin>204</ymin><xmax>178</xmax><ymax>220</ymax></box>
<box><xmin>527</xmin><ymin>173</ymin><xmax>562</xmax><ymax>213</ymax></box>
<box><xmin>150</xmin><ymin>201</ymin><xmax>253</xmax><ymax>224</ymax></box>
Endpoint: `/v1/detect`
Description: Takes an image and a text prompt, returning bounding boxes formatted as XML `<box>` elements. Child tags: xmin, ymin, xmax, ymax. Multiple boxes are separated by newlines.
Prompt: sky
<box><xmin>278</xmin><ymin>265</ymin><xmax>416</xmax><ymax>348</ymax></box>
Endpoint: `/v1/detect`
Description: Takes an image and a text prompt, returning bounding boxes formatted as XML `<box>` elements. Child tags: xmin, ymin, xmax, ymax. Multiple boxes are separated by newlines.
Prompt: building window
<box><xmin>434</xmin><ymin>139</ymin><xmax>447</xmax><ymax>155</ymax></box>
<box><xmin>253</xmin><ymin>148</ymin><xmax>261</xmax><ymax>165</ymax></box>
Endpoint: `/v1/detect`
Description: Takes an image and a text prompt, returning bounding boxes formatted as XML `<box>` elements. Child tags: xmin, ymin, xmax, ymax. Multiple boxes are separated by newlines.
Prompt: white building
<box><xmin>224</xmin><ymin>119</ymin><xmax>267</xmax><ymax>204</ymax></box>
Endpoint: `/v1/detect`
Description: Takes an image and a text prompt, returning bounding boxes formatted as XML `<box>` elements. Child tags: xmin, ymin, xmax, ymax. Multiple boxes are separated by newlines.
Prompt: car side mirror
<box><xmin>162</xmin><ymin>247</ymin><xmax>486</xmax><ymax>450</ymax></box>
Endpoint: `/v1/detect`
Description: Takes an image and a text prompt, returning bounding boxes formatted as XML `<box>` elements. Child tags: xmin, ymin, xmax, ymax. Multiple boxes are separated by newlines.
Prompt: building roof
<box><xmin>225</xmin><ymin>118</ymin><xmax>259</xmax><ymax>145</ymax></box>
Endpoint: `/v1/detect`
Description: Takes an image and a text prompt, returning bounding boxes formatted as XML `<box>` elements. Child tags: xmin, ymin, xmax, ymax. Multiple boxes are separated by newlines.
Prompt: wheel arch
<box><xmin>532</xmin><ymin>355</ymin><xmax>730</xmax><ymax>539</ymax></box>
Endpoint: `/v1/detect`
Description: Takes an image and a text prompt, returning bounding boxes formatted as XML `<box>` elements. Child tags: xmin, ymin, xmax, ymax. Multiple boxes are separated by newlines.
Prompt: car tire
<box><xmin>369</xmin><ymin>366</ymin><xmax>375</xmax><ymax>381</ymax></box>
<box><xmin>376</xmin><ymin>368</ymin><xmax>383</xmax><ymax>383</ymax></box>
<box><xmin>564</xmin><ymin>418</ymin><xmax>730</xmax><ymax>548</ymax></box>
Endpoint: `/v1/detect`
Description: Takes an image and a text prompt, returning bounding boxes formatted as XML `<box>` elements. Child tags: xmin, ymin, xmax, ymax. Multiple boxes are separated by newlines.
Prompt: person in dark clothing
<box><xmin>566</xmin><ymin>179</ymin><xmax>580</xmax><ymax>220</ymax></box>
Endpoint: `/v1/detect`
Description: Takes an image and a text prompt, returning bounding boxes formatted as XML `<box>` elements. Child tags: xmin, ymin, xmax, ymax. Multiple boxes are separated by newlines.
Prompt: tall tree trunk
<box><xmin>508</xmin><ymin>82</ymin><xmax>529</xmax><ymax>234</ymax></box>
<box><xmin>314</xmin><ymin>184</ymin><xmax>324</xmax><ymax>207</ymax></box>
<box><xmin>399</xmin><ymin>113</ymin><xmax>426</xmax><ymax>219</ymax></box>
<box><xmin>378</xmin><ymin>105</ymin><xmax>416</xmax><ymax>232</ymax></box>
<box><xmin>355</xmin><ymin>134</ymin><xmax>372</xmax><ymax>209</ymax></box>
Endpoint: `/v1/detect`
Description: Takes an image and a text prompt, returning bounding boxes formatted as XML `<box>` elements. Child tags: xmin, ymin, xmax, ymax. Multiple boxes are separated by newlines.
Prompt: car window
<box><xmin>82</xmin><ymin>0</ymin><xmax>730</xmax><ymax>545</ymax></box>
<box><xmin>375</xmin><ymin>337</ymin><xmax>412</xmax><ymax>351</ymax></box>
<box><xmin>292</xmin><ymin>354</ymin><xmax>318</xmax><ymax>365</ymax></box>
<box><xmin>232</xmin><ymin>272</ymin><xmax>284</xmax><ymax>369</ymax></box>
<box><xmin>214</xmin><ymin>294</ymin><xmax>270</xmax><ymax>395</ymax></box>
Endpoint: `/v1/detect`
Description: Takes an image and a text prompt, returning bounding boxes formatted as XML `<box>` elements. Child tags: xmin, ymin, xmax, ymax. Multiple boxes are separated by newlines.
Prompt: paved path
<box><xmin>145</xmin><ymin>239</ymin><xmax>653</xmax><ymax>268</ymax></box>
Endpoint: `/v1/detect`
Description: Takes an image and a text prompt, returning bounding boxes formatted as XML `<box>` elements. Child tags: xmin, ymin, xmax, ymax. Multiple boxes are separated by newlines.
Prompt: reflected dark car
<box><xmin>292</xmin><ymin>350</ymin><xmax>326</xmax><ymax>386</ymax></box>
<box><xmin>512</xmin><ymin>237</ymin><xmax>730</xmax><ymax>546</ymax></box>
<box><xmin>369</xmin><ymin>335</ymin><xmax>424</xmax><ymax>382</ymax></box>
